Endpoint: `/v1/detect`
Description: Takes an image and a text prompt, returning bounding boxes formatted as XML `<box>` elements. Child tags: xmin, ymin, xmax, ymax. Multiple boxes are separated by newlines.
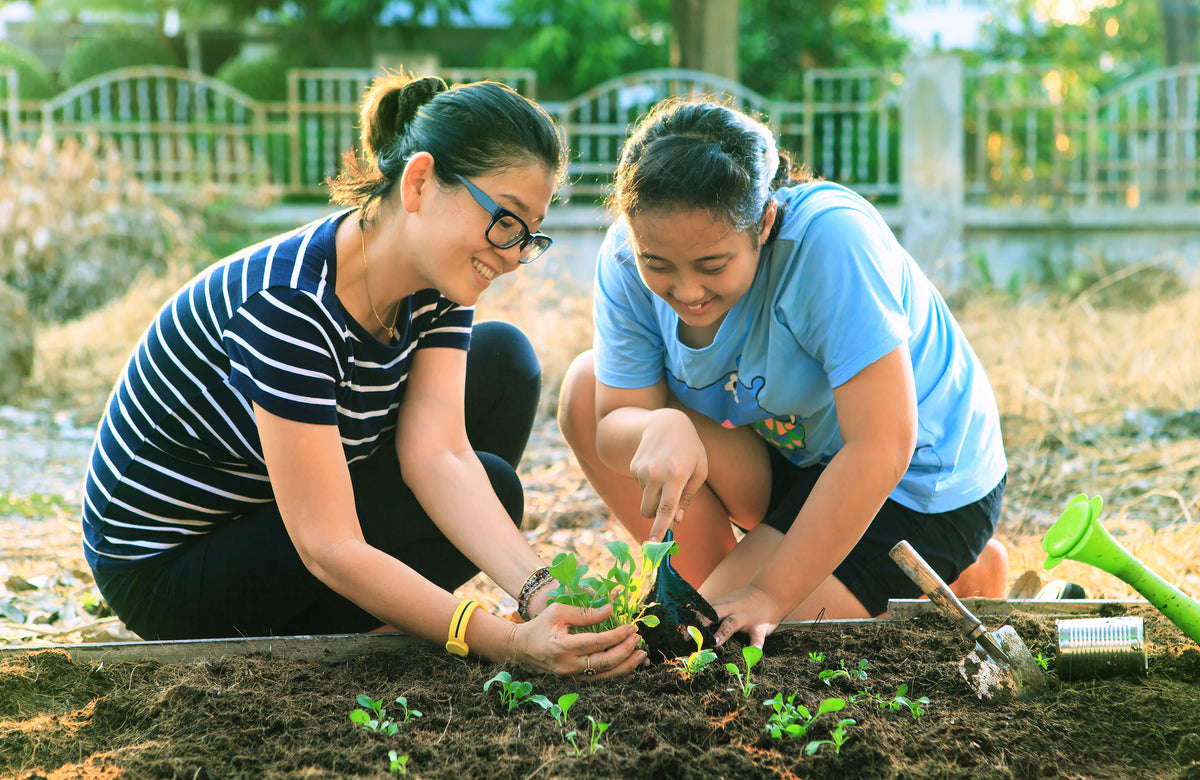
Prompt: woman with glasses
<box><xmin>557</xmin><ymin>98</ymin><xmax>1009</xmax><ymax>649</ymax></box>
<box><xmin>81</xmin><ymin>73</ymin><xmax>646</xmax><ymax>680</ymax></box>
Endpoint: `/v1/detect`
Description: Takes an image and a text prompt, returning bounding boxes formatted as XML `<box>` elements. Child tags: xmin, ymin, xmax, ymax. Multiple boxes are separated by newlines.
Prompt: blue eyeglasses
<box><xmin>454</xmin><ymin>173</ymin><xmax>553</xmax><ymax>264</ymax></box>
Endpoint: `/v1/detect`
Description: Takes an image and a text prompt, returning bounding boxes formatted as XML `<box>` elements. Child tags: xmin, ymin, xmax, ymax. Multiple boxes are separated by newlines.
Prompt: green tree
<box><xmin>214</xmin><ymin>0</ymin><xmax>472</xmax><ymax>58</ymax></box>
<box><xmin>495</xmin><ymin>0</ymin><xmax>670</xmax><ymax>99</ymax></box>
<box><xmin>738</xmin><ymin>0</ymin><xmax>910</xmax><ymax>100</ymax></box>
<box><xmin>976</xmin><ymin>0</ymin><xmax>1163</xmax><ymax>88</ymax></box>
<box><xmin>671</xmin><ymin>0</ymin><xmax>739</xmax><ymax>80</ymax></box>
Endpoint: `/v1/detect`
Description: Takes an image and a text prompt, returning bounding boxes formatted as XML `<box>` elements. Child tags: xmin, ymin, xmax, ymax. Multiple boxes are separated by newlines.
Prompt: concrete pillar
<box><xmin>901</xmin><ymin>55</ymin><xmax>965</xmax><ymax>289</ymax></box>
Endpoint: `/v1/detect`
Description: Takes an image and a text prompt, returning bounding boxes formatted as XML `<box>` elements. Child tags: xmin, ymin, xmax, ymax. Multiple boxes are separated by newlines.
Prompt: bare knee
<box><xmin>950</xmin><ymin>538</ymin><xmax>1009</xmax><ymax>599</ymax></box>
<box><xmin>556</xmin><ymin>350</ymin><xmax>598</xmax><ymax>456</ymax></box>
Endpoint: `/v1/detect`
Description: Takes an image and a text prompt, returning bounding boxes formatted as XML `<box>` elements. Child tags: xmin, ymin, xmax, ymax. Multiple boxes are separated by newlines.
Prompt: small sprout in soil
<box><xmin>1034</xmin><ymin>652</ymin><xmax>1051</xmax><ymax>671</ymax></box>
<box><xmin>763</xmin><ymin>692</ymin><xmax>846</xmax><ymax>740</ymax></box>
<box><xmin>542</xmin><ymin>692</ymin><xmax>579</xmax><ymax>726</ymax></box>
<box><xmin>566</xmin><ymin>715</ymin><xmax>611</xmax><ymax>755</ymax></box>
<box><xmin>484</xmin><ymin>671</ymin><xmax>549</xmax><ymax>713</ymax></box>
<box><xmin>807</xmin><ymin>651</ymin><xmax>826</xmax><ymax>664</ymax></box>
<box><xmin>394</xmin><ymin>696</ymin><xmax>422</xmax><ymax>722</ymax></box>
<box><xmin>818</xmin><ymin>658</ymin><xmax>869</xmax><ymax>685</ymax></box>
<box><xmin>388</xmin><ymin>750</ymin><xmax>409</xmax><ymax>776</ymax></box>
<box><xmin>545</xmin><ymin>539</ymin><xmax>674</xmax><ymax>632</ymax></box>
<box><xmin>350</xmin><ymin>694</ymin><xmax>419</xmax><ymax>736</ymax></box>
<box><xmin>805</xmin><ymin>717</ymin><xmax>857</xmax><ymax>756</ymax></box>
<box><xmin>674</xmin><ymin>625</ymin><xmax>718</xmax><ymax>678</ymax></box>
<box><xmin>881</xmin><ymin>683</ymin><xmax>930</xmax><ymax>719</ymax></box>
<box><xmin>725</xmin><ymin>645</ymin><xmax>764</xmax><ymax>697</ymax></box>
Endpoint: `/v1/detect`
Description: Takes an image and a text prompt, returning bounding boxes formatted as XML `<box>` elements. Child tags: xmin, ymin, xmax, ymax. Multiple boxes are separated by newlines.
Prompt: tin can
<box><xmin>1056</xmin><ymin>616</ymin><xmax>1148</xmax><ymax>679</ymax></box>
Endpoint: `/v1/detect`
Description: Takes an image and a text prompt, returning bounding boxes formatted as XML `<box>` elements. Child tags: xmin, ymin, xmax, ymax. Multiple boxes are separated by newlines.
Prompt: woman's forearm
<box><xmin>400</xmin><ymin>446</ymin><xmax>545</xmax><ymax>598</ymax></box>
<box><xmin>313</xmin><ymin>535</ymin><xmax>519</xmax><ymax>662</ymax></box>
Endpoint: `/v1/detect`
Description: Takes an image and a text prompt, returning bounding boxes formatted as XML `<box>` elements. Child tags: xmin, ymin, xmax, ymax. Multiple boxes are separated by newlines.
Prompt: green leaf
<box><xmin>817</xmin><ymin>697</ymin><xmax>847</xmax><ymax>716</ymax></box>
<box><xmin>549</xmin><ymin>553</ymin><xmax>578</xmax><ymax>588</ymax></box>
<box><xmin>742</xmin><ymin>645</ymin><xmax>764</xmax><ymax>669</ymax></box>
<box><xmin>349</xmin><ymin>709</ymin><xmax>369</xmax><ymax>725</ymax></box>
<box><xmin>640</xmin><ymin>540</ymin><xmax>676</xmax><ymax>568</ymax></box>
<box><xmin>356</xmin><ymin>694</ymin><xmax>374</xmax><ymax>708</ymax></box>
<box><xmin>483</xmin><ymin>671</ymin><xmax>511</xmax><ymax>691</ymax></box>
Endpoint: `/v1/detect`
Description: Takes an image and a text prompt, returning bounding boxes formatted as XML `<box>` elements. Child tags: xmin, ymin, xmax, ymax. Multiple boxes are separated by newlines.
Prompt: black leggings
<box><xmin>94</xmin><ymin>321</ymin><xmax>541</xmax><ymax>640</ymax></box>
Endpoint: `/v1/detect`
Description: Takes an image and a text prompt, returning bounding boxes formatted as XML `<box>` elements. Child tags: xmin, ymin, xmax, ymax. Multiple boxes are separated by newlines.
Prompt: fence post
<box><xmin>900</xmin><ymin>55</ymin><xmax>965</xmax><ymax>289</ymax></box>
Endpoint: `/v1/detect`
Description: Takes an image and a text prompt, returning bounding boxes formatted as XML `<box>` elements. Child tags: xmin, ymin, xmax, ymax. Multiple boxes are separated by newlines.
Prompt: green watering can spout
<box><xmin>1042</xmin><ymin>493</ymin><xmax>1200</xmax><ymax>646</ymax></box>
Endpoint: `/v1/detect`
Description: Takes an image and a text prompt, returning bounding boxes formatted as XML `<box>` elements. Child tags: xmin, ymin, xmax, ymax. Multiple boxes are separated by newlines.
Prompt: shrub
<box><xmin>0</xmin><ymin>132</ymin><xmax>202</xmax><ymax>323</ymax></box>
<box><xmin>59</xmin><ymin>35</ymin><xmax>179</xmax><ymax>86</ymax></box>
<box><xmin>214</xmin><ymin>53</ymin><xmax>290</xmax><ymax>103</ymax></box>
<box><xmin>0</xmin><ymin>41</ymin><xmax>58</xmax><ymax>99</ymax></box>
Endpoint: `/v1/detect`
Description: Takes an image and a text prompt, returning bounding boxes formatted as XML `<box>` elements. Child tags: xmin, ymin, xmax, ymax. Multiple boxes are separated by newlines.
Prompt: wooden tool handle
<box><xmin>889</xmin><ymin>540</ymin><xmax>983</xmax><ymax>637</ymax></box>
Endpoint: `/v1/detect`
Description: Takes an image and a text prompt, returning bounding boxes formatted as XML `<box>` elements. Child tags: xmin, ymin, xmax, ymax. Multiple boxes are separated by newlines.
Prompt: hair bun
<box><xmin>394</xmin><ymin>76</ymin><xmax>449</xmax><ymax>133</ymax></box>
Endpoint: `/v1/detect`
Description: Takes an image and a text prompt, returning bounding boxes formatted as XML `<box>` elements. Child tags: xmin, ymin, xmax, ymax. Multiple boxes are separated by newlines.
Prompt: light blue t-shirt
<box><xmin>592</xmin><ymin>181</ymin><xmax>1006</xmax><ymax>513</ymax></box>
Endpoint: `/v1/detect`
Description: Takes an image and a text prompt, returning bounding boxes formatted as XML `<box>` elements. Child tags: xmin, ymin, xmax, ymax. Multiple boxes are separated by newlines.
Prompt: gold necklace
<box><xmin>360</xmin><ymin>225</ymin><xmax>398</xmax><ymax>341</ymax></box>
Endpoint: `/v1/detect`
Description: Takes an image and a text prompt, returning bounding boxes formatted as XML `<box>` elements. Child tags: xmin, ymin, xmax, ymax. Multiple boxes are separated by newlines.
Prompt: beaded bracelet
<box><xmin>517</xmin><ymin>566</ymin><xmax>554</xmax><ymax>622</ymax></box>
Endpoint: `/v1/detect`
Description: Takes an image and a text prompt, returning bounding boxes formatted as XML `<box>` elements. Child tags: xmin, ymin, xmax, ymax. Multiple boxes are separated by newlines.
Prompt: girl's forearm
<box><xmin>749</xmin><ymin>441</ymin><xmax>904</xmax><ymax>613</ymax></box>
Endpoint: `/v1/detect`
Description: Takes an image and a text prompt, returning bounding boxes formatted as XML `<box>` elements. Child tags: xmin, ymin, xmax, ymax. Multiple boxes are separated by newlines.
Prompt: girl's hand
<box><xmin>631</xmin><ymin>409</ymin><xmax>709</xmax><ymax>543</ymax></box>
<box><xmin>708</xmin><ymin>586</ymin><xmax>785</xmax><ymax>650</ymax></box>
<box><xmin>510</xmin><ymin>602</ymin><xmax>648</xmax><ymax>680</ymax></box>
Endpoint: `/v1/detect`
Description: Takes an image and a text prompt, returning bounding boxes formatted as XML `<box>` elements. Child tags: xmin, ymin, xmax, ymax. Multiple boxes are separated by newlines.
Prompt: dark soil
<box><xmin>2</xmin><ymin>605</ymin><xmax>1199</xmax><ymax>780</ymax></box>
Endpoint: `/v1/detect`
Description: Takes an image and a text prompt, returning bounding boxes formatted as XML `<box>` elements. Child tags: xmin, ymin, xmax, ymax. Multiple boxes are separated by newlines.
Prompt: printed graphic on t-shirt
<box><xmin>753</xmin><ymin>415</ymin><xmax>806</xmax><ymax>452</ymax></box>
<box><xmin>669</xmin><ymin>363</ymin><xmax>808</xmax><ymax>453</ymax></box>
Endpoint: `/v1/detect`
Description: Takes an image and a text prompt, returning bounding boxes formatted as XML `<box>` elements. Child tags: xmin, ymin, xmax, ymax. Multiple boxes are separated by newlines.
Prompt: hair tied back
<box><xmin>395</xmin><ymin>75</ymin><xmax>449</xmax><ymax>133</ymax></box>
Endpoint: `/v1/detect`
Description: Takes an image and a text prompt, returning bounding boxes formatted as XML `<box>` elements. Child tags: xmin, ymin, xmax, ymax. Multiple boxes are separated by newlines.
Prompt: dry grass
<box><xmin>16</xmin><ymin>243</ymin><xmax>1200</xmax><ymax>633</ymax></box>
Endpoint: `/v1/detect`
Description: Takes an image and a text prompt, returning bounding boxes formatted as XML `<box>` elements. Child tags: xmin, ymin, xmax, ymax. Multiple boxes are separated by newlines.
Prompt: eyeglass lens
<box><xmin>486</xmin><ymin>216</ymin><xmax>551</xmax><ymax>262</ymax></box>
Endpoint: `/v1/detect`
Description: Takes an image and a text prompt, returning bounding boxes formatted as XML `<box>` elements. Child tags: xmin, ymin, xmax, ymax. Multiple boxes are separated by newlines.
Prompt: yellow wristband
<box><xmin>445</xmin><ymin>599</ymin><xmax>481</xmax><ymax>657</ymax></box>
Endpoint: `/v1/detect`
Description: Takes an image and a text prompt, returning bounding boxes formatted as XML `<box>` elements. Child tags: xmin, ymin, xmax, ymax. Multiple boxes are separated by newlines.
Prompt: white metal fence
<box><xmin>2</xmin><ymin>62</ymin><xmax>1199</xmax><ymax>210</ymax></box>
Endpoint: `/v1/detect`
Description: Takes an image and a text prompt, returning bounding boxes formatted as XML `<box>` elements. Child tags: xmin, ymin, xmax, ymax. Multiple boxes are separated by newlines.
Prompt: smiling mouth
<box><xmin>680</xmin><ymin>298</ymin><xmax>712</xmax><ymax>314</ymax></box>
<box><xmin>472</xmin><ymin>259</ymin><xmax>497</xmax><ymax>281</ymax></box>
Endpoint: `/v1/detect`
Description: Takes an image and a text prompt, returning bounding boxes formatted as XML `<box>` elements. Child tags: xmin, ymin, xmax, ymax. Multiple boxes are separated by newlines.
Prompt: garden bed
<box><xmin>2</xmin><ymin>604</ymin><xmax>1198</xmax><ymax>779</ymax></box>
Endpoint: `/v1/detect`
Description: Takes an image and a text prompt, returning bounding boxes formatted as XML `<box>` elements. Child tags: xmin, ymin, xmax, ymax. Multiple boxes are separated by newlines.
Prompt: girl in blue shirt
<box><xmin>559</xmin><ymin>98</ymin><xmax>1009</xmax><ymax>648</ymax></box>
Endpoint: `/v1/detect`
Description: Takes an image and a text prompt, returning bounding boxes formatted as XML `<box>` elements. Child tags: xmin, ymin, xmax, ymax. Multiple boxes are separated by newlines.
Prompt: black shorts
<box><xmin>762</xmin><ymin>445</ymin><xmax>1005</xmax><ymax>617</ymax></box>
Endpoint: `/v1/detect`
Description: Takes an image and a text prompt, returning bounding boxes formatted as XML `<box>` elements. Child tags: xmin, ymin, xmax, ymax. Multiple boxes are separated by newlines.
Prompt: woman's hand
<box><xmin>630</xmin><ymin>408</ymin><xmax>709</xmax><ymax>543</ymax></box>
<box><xmin>508</xmin><ymin>602</ymin><xmax>648</xmax><ymax>680</ymax></box>
<box><xmin>708</xmin><ymin>585</ymin><xmax>786</xmax><ymax>650</ymax></box>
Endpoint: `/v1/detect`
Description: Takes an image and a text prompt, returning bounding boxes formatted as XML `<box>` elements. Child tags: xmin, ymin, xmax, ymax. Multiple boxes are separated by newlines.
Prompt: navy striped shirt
<box><xmin>82</xmin><ymin>210</ymin><xmax>474</xmax><ymax>571</ymax></box>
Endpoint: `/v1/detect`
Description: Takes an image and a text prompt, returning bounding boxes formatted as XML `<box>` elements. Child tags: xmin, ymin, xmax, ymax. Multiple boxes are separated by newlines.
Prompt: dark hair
<box><xmin>611</xmin><ymin>98</ymin><xmax>811</xmax><ymax>238</ymax></box>
<box><xmin>328</xmin><ymin>72</ymin><xmax>566</xmax><ymax>218</ymax></box>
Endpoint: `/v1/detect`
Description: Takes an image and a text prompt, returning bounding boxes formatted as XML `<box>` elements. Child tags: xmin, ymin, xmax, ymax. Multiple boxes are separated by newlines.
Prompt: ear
<box><xmin>399</xmin><ymin>152</ymin><xmax>436</xmax><ymax>213</ymax></box>
<box><xmin>757</xmin><ymin>199</ymin><xmax>778</xmax><ymax>245</ymax></box>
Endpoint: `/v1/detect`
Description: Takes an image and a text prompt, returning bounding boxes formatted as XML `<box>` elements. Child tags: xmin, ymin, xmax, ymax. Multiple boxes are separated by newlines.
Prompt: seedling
<box><xmin>725</xmin><ymin>645</ymin><xmax>764</xmax><ymax>697</ymax></box>
<box><xmin>674</xmin><ymin>625</ymin><xmax>718</xmax><ymax>678</ymax></box>
<box><xmin>1034</xmin><ymin>652</ymin><xmax>1051</xmax><ymax>671</ymax></box>
<box><xmin>818</xmin><ymin>658</ymin><xmax>869</xmax><ymax>685</ymax></box>
<box><xmin>881</xmin><ymin>683</ymin><xmax>930</xmax><ymax>719</ymax></box>
<box><xmin>807</xmin><ymin>651</ymin><xmax>826</xmax><ymax>664</ymax></box>
<box><xmin>804</xmin><ymin>717</ymin><xmax>856</xmax><ymax>756</ymax></box>
<box><xmin>393</xmin><ymin>696</ymin><xmax>422</xmax><ymax>722</ymax></box>
<box><xmin>763</xmin><ymin>692</ymin><xmax>846</xmax><ymax>740</ymax></box>
<box><xmin>543</xmin><ymin>692</ymin><xmax>579</xmax><ymax>726</ymax></box>
<box><xmin>566</xmin><ymin>715</ymin><xmax>610</xmax><ymax>755</ymax></box>
<box><xmin>545</xmin><ymin>539</ymin><xmax>675</xmax><ymax>632</ymax></box>
<box><xmin>350</xmin><ymin>694</ymin><xmax>420</xmax><ymax>736</ymax></box>
<box><xmin>484</xmin><ymin>671</ymin><xmax>551</xmax><ymax>713</ymax></box>
<box><xmin>388</xmin><ymin>750</ymin><xmax>409</xmax><ymax>775</ymax></box>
